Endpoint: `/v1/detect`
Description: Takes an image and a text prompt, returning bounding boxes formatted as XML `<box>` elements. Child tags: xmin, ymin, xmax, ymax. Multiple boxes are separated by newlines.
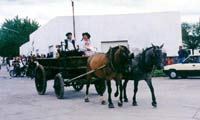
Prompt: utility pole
<box><xmin>71</xmin><ymin>0</ymin><xmax>76</xmax><ymax>41</ymax></box>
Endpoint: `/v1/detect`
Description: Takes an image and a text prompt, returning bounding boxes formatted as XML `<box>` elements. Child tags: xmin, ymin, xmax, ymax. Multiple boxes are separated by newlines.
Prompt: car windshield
<box><xmin>183</xmin><ymin>56</ymin><xmax>200</xmax><ymax>63</ymax></box>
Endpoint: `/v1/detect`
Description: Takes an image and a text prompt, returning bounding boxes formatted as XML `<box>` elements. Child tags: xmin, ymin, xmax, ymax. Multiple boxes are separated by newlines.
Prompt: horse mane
<box><xmin>142</xmin><ymin>46</ymin><xmax>153</xmax><ymax>53</ymax></box>
<box><xmin>142</xmin><ymin>45</ymin><xmax>160</xmax><ymax>53</ymax></box>
<box><xmin>106</xmin><ymin>45</ymin><xmax>130</xmax><ymax>72</ymax></box>
<box><xmin>106</xmin><ymin>45</ymin><xmax>129</xmax><ymax>56</ymax></box>
<box><xmin>137</xmin><ymin>46</ymin><xmax>157</xmax><ymax>72</ymax></box>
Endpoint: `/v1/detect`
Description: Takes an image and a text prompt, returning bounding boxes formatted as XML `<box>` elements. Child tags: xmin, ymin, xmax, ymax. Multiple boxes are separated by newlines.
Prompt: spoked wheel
<box><xmin>35</xmin><ymin>65</ymin><xmax>47</xmax><ymax>95</ymax></box>
<box><xmin>94</xmin><ymin>80</ymin><xmax>106</xmax><ymax>95</ymax></box>
<box><xmin>54</xmin><ymin>73</ymin><xmax>64</xmax><ymax>99</ymax></box>
<box><xmin>9</xmin><ymin>70</ymin><xmax>16</xmax><ymax>77</ymax></box>
<box><xmin>72</xmin><ymin>81</ymin><xmax>84</xmax><ymax>91</ymax></box>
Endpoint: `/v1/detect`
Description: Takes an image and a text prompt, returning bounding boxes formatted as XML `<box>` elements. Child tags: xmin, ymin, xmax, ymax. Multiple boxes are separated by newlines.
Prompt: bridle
<box><xmin>139</xmin><ymin>47</ymin><xmax>158</xmax><ymax>72</ymax></box>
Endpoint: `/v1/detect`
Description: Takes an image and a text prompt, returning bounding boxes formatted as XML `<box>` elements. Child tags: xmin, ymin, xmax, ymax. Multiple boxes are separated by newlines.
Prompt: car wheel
<box><xmin>169</xmin><ymin>70</ymin><xmax>178</xmax><ymax>79</ymax></box>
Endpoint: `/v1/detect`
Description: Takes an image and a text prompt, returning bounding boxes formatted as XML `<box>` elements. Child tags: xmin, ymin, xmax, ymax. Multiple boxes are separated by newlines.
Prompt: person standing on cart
<box><xmin>64</xmin><ymin>32</ymin><xmax>76</xmax><ymax>51</ymax></box>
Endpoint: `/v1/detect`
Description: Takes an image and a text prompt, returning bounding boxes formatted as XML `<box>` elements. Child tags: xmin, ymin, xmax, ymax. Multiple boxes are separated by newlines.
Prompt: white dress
<box><xmin>78</xmin><ymin>39</ymin><xmax>95</xmax><ymax>56</ymax></box>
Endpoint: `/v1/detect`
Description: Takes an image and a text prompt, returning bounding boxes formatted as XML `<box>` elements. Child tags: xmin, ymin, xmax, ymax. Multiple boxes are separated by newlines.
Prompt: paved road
<box><xmin>0</xmin><ymin>66</ymin><xmax>200</xmax><ymax>120</ymax></box>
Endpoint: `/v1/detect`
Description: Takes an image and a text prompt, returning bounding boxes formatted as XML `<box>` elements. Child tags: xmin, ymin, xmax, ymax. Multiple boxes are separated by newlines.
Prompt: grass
<box><xmin>152</xmin><ymin>69</ymin><xmax>167</xmax><ymax>77</ymax></box>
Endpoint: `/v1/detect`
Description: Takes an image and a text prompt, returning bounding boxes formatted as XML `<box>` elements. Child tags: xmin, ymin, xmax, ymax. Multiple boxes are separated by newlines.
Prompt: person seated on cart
<box><xmin>78</xmin><ymin>32</ymin><xmax>95</xmax><ymax>56</ymax></box>
<box><xmin>64</xmin><ymin>32</ymin><xmax>76</xmax><ymax>51</ymax></box>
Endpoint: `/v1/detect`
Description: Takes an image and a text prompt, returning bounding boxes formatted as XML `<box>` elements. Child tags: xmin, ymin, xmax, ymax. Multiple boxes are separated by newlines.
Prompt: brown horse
<box><xmin>85</xmin><ymin>45</ymin><xmax>132</xmax><ymax>108</ymax></box>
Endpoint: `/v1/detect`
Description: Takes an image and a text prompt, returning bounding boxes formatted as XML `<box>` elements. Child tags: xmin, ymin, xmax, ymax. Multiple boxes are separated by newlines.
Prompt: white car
<box><xmin>164</xmin><ymin>55</ymin><xmax>200</xmax><ymax>79</ymax></box>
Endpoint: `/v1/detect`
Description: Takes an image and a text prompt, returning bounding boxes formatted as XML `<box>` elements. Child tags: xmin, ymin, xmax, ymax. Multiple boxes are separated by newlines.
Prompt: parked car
<box><xmin>163</xmin><ymin>55</ymin><xmax>200</xmax><ymax>79</ymax></box>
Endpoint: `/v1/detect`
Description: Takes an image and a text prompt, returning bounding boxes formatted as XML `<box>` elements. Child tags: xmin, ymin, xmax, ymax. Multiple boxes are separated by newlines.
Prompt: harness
<box><xmin>138</xmin><ymin>47</ymin><xmax>155</xmax><ymax>73</ymax></box>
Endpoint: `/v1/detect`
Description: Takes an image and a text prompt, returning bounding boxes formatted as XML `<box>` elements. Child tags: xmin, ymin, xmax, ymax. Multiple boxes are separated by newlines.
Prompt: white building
<box><xmin>20</xmin><ymin>12</ymin><xmax>182</xmax><ymax>56</ymax></box>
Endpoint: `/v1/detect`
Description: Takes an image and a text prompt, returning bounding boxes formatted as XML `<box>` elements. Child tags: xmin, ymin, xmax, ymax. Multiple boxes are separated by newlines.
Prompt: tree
<box><xmin>182</xmin><ymin>22</ymin><xmax>200</xmax><ymax>55</ymax></box>
<box><xmin>0</xmin><ymin>16</ymin><xmax>39</xmax><ymax>57</ymax></box>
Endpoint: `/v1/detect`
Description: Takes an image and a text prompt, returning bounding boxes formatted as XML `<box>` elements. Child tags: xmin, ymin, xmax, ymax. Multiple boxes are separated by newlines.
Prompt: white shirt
<box><xmin>78</xmin><ymin>39</ymin><xmax>95</xmax><ymax>56</ymax></box>
<box><xmin>65</xmin><ymin>38</ymin><xmax>75</xmax><ymax>51</ymax></box>
<box><xmin>78</xmin><ymin>39</ymin><xmax>94</xmax><ymax>51</ymax></box>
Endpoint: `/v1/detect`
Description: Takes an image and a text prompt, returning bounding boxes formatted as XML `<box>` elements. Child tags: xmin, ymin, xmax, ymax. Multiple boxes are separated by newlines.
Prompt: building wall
<box><xmin>20</xmin><ymin>41</ymin><xmax>32</xmax><ymax>56</ymax></box>
<box><xmin>20</xmin><ymin>12</ymin><xmax>182</xmax><ymax>56</ymax></box>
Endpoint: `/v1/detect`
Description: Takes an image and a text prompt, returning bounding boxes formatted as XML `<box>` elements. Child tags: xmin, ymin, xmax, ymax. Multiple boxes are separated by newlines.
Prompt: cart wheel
<box><xmin>72</xmin><ymin>82</ymin><xmax>84</xmax><ymax>91</ymax></box>
<box><xmin>21</xmin><ymin>71</ymin><xmax>26</xmax><ymax>77</ymax></box>
<box><xmin>35</xmin><ymin>65</ymin><xmax>47</xmax><ymax>95</ymax></box>
<box><xmin>9</xmin><ymin>70</ymin><xmax>16</xmax><ymax>77</ymax></box>
<box><xmin>94</xmin><ymin>80</ymin><xmax>106</xmax><ymax>95</ymax></box>
<box><xmin>54</xmin><ymin>73</ymin><xmax>64</xmax><ymax>99</ymax></box>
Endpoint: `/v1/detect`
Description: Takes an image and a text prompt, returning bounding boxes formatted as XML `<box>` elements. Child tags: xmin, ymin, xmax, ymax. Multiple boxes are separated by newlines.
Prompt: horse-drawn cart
<box><xmin>34</xmin><ymin>52</ymin><xmax>106</xmax><ymax>99</ymax></box>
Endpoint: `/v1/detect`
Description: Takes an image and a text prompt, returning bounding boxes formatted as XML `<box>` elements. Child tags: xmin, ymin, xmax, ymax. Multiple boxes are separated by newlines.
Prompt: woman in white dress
<box><xmin>78</xmin><ymin>32</ymin><xmax>95</xmax><ymax>56</ymax></box>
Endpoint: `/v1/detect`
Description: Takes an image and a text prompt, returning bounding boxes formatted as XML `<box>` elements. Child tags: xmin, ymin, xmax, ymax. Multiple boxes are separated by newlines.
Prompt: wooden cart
<box><xmin>34</xmin><ymin>53</ymin><xmax>106</xmax><ymax>99</ymax></box>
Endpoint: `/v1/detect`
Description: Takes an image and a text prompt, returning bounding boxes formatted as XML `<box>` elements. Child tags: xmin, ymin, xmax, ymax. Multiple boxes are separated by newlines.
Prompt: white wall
<box><xmin>21</xmin><ymin>12</ymin><xmax>182</xmax><ymax>56</ymax></box>
<box><xmin>101</xmin><ymin>41</ymin><xmax>129</xmax><ymax>53</ymax></box>
<box><xmin>20</xmin><ymin>41</ymin><xmax>32</xmax><ymax>56</ymax></box>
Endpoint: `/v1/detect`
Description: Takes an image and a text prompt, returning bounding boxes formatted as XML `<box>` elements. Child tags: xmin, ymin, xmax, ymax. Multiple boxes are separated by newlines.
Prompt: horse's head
<box><xmin>150</xmin><ymin>44</ymin><xmax>164</xmax><ymax>70</ymax></box>
<box><xmin>107</xmin><ymin>45</ymin><xmax>133</xmax><ymax>73</ymax></box>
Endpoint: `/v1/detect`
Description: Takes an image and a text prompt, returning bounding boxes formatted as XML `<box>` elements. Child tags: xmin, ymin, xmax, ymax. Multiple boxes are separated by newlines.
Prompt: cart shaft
<box><xmin>65</xmin><ymin>65</ymin><xmax>106</xmax><ymax>83</ymax></box>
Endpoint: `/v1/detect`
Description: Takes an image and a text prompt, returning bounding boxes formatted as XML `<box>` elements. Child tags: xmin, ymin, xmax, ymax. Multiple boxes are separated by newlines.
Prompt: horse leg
<box><xmin>145</xmin><ymin>79</ymin><xmax>157</xmax><ymax>107</ymax></box>
<box><xmin>99</xmin><ymin>79</ymin><xmax>106</xmax><ymax>105</ymax></box>
<box><xmin>118</xmin><ymin>80</ymin><xmax>123</xmax><ymax>107</ymax></box>
<box><xmin>100</xmin><ymin>92</ymin><xmax>106</xmax><ymax>105</ymax></box>
<box><xmin>106</xmin><ymin>80</ymin><xmax>114</xmax><ymax>108</ymax></box>
<box><xmin>123</xmin><ymin>79</ymin><xmax>129</xmax><ymax>102</ymax></box>
<box><xmin>85</xmin><ymin>81</ymin><xmax>90</xmax><ymax>102</ymax></box>
<box><xmin>114</xmin><ymin>81</ymin><xmax>119</xmax><ymax>97</ymax></box>
<box><xmin>132</xmin><ymin>80</ymin><xmax>139</xmax><ymax>106</ymax></box>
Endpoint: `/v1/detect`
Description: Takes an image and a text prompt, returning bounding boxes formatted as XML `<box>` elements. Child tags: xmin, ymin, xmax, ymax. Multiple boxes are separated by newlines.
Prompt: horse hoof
<box><xmin>118</xmin><ymin>102</ymin><xmax>123</xmax><ymax>107</ymax></box>
<box><xmin>124</xmin><ymin>98</ymin><xmax>129</xmax><ymax>102</ymax></box>
<box><xmin>152</xmin><ymin>102</ymin><xmax>157</xmax><ymax>107</ymax></box>
<box><xmin>84</xmin><ymin>98</ymin><xmax>90</xmax><ymax>102</ymax></box>
<box><xmin>108</xmin><ymin>104</ymin><xmax>115</xmax><ymax>108</ymax></box>
<box><xmin>101</xmin><ymin>100</ymin><xmax>106</xmax><ymax>105</ymax></box>
<box><xmin>114</xmin><ymin>92</ymin><xmax>119</xmax><ymax>97</ymax></box>
<box><xmin>132</xmin><ymin>101</ymin><xmax>138</xmax><ymax>106</ymax></box>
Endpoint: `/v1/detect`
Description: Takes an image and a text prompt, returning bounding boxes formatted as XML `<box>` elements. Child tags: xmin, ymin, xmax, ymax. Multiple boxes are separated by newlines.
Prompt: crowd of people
<box><xmin>0</xmin><ymin>55</ymin><xmax>36</xmax><ymax>77</ymax></box>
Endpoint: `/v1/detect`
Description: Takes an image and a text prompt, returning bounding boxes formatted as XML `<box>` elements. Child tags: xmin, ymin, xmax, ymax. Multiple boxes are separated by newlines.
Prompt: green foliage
<box><xmin>182</xmin><ymin>22</ymin><xmax>200</xmax><ymax>54</ymax></box>
<box><xmin>0</xmin><ymin>16</ymin><xmax>39</xmax><ymax>57</ymax></box>
<box><xmin>152</xmin><ymin>69</ymin><xmax>166</xmax><ymax>77</ymax></box>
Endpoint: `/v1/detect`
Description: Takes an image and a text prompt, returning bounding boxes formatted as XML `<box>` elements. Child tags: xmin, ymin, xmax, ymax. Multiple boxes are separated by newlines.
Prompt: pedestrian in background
<box><xmin>177</xmin><ymin>46</ymin><xmax>188</xmax><ymax>63</ymax></box>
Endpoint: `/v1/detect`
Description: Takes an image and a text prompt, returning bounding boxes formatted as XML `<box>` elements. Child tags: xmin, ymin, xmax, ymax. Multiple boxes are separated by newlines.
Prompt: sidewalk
<box><xmin>0</xmin><ymin>65</ymin><xmax>10</xmax><ymax>79</ymax></box>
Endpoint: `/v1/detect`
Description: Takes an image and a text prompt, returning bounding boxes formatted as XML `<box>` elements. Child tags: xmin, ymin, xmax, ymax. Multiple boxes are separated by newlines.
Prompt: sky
<box><xmin>0</xmin><ymin>0</ymin><xmax>200</xmax><ymax>25</ymax></box>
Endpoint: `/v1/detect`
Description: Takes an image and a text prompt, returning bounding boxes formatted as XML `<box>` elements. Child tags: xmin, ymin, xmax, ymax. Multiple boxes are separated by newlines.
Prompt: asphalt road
<box><xmin>0</xmin><ymin>66</ymin><xmax>200</xmax><ymax>120</ymax></box>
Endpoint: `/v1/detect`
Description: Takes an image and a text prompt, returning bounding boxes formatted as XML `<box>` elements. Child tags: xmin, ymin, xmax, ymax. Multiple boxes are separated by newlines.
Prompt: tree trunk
<box><xmin>192</xmin><ymin>49</ymin><xmax>194</xmax><ymax>55</ymax></box>
<box><xmin>3</xmin><ymin>57</ymin><xmax>5</xmax><ymax>64</ymax></box>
